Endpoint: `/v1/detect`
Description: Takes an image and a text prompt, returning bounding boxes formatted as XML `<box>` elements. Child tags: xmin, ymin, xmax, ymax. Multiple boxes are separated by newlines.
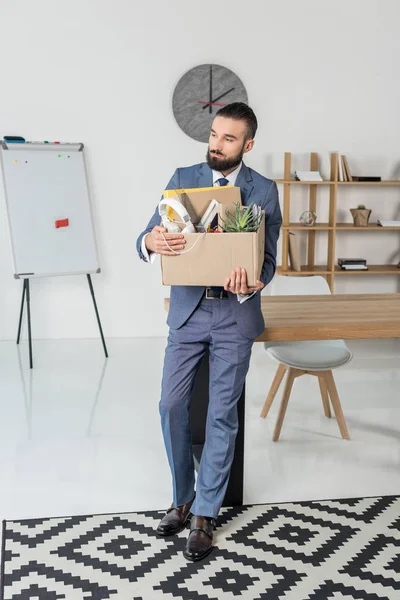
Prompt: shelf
<box><xmin>277</xmin><ymin>266</ymin><xmax>331</xmax><ymax>275</ymax></box>
<box><xmin>278</xmin><ymin>265</ymin><xmax>400</xmax><ymax>276</ymax></box>
<box><xmin>338</xmin><ymin>181</ymin><xmax>400</xmax><ymax>186</ymax></box>
<box><xmin>275</xmin><ymin>179</ymin><xmax>400</xmax><ymax>186</ymax></box>
<box><xmin>335</xmin><ymin>265</ymin><xmax>400</xmax><ymax>275</ymax></box>
<box><xmin>336</xmin><ymin>223</ymin><xmax>400</xmax><ymax>230</ymax></box>
<box><xmin>282</xmin><ymin>223</ymin><xmax>333</xmax><ymax>230</ymax></box>
<box><xmin>275</xmin><ymin>179</ymin><xmax>334</xmax><ymax>185</ymax></box>
<box><xmin>283</xmin><ymin>223</ymin><xmax>400</xmax><ymax>231</ymax></box>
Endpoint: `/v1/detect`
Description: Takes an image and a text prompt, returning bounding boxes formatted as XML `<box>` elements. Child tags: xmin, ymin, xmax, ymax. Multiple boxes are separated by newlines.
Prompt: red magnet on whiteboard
<box><xmin>55</xmin><ymin>218</ymin><xmax>69</xmax><ymax>228</ymax></box>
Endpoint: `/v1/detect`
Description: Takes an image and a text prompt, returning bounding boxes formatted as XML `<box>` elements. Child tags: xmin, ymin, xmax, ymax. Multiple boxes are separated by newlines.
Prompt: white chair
<box><xmin>260</xmin><ymin>275</ymin><xmax>352</xmax><ymax>441</ymax></box>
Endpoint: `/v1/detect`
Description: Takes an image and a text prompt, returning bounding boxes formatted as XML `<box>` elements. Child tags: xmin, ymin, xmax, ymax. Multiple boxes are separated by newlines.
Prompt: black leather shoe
<box><xmin>156</xmin><ymin>499</ymin><xmax>194</xmax><ymax>536</ymax></box>
<box><xmin>183</xmin><ymin>515</ymin><xmax>216</xmax><ymax>561</ymax></box>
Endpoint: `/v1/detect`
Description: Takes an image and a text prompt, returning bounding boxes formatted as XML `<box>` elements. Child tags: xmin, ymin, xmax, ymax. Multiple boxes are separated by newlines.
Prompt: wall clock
<box><xmin>172</xmin><ymin>64</ymin><xmax>248</xmax><ymax>143</ymax></box>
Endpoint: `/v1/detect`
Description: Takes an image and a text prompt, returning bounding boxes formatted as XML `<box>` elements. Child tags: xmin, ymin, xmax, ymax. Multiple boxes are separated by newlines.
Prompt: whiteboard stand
<box><xmin>16</xmin><ymin>274</ymin><xmax>108</xmax><ymax>369</ymax></box>
<box><xmin>16</xmin><ymin>279</ymin><xmax>33</xmax><ymax>368</ymax></box>
<box><xmin>0</xmin><ymin>141</ymin><xmax>108</xmax><ymax>368</ymax></box>
<box><xmin>86</xmin><ymin>274</ymin><xmax>108</xmax><ymax>359</ymax></box>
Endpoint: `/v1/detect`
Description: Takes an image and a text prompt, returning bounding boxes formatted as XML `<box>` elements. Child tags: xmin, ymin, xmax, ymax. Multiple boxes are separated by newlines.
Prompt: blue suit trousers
<box><xmin>159</xmin><ymin>296</ymin><xmax>254</xmax><ymax>519</ymax></box>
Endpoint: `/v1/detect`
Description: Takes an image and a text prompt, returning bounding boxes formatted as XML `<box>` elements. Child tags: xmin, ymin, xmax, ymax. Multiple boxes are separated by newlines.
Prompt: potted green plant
<box><xmin>350</xmin><ymin>204</ymin><xmax>371</xmax><ymax>227</ymax></box>
<box><xmin>220</xmin><ymin>202</ymin><xmax>263</xmax><ymax>232</ymax></box>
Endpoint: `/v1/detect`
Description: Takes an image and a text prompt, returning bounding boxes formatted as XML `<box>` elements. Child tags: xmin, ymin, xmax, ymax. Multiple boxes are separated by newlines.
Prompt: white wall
<box><xmin>0</xmin><ymin>0</ymin><xmax>399</xmax><ymax>340</ymax></box>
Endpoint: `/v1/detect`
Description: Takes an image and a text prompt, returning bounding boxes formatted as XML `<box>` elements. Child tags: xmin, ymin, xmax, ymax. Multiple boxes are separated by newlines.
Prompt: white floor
<box><xmin>0</xmin><ymin>337</ymin><xmax>399</xmax><ymax>524</ymax></box>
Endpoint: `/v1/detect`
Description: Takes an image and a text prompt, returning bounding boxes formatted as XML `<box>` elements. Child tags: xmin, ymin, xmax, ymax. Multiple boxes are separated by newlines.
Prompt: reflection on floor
<box><xmin>0</xmin><ymin>337</ymin><xmax>399</xmax><ymax>524</ymax></box>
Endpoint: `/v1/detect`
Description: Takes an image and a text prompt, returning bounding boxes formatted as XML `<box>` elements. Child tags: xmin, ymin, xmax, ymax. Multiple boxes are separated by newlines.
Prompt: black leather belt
<box><xmin>205</xmin><ymin>288</ymin><xmax>229</xmax><ymax>299</ymax></box>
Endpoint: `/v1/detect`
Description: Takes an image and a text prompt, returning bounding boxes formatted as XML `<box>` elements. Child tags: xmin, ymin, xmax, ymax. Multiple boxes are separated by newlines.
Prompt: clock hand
<box><xmin>209</xmin><ymin>65</ymin><xmax>212</xmax><ymax>114</ymax></box>
<box><xmin>197</xmin><ymin>101</ymin><xmax>227</xmax><ymax>107</ymax></box>
<box><xmin>202</xmin><ymin>87</ymin><xmax>235</xmax><ymax>110</ymax></box>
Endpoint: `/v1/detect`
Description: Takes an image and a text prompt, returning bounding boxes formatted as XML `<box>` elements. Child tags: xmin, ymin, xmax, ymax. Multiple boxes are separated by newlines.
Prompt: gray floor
<box><xmin>0</xmin><ymin>337</ymin><xmax>399</xmax><ymax>525</ymax></box>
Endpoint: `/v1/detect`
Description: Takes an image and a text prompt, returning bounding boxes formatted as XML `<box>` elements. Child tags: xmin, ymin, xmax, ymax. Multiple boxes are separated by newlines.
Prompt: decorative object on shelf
<box><xmin>350</xmin><ymin>204</ymin><xmax>371</xmax><ymax>227</ymax></box>
<box><xmin>299</xmin><ymin>210</ymin><xmax>317</xmax><ymax>226</ymax></box>
<box><xmin>288</xmin><ymin>231</ymin><xmax>301</xmax><ymax>271</ymax></box>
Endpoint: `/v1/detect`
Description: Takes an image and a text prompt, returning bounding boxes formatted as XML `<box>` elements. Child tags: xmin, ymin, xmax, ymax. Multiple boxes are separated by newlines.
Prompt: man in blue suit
<box><xmin>136</xmin><ymin>103</ymin><xmax>281</xmax><ymax>561</ymax></box>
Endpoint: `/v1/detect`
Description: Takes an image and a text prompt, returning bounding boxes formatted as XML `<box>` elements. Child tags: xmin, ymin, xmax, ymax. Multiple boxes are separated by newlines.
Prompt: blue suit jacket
<box><xmin>136</xmin><ymin>162</ymin><xmax>282</xmax><ymax>339</ymax></box>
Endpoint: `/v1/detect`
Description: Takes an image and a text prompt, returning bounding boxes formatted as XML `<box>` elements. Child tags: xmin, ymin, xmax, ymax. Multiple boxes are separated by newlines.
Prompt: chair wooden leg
<box><xmin>273</xmin><ymin>367</ymin><xmax>296</xmax><ymax>442</ymax></box>
<box><xmin>322</xmin><ymin>370</ymin><xmax>350</xmax><ymax>440</ymax></box>
<box><xmin>318</xmin><ymin>375</ymin><xmax>331</xmax><ymax>418</ymax></box>
<box><xmin>260</xmin><ymin>363</ymin><xmax>287</xmax><ymax>418</ymax></box>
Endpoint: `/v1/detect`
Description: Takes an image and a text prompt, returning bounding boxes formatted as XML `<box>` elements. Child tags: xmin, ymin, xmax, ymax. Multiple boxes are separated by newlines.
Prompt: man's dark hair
<box><xmin>215</xmin><ymin>102</ymin><xmax>258</xmax><ymax>141</ymax></box>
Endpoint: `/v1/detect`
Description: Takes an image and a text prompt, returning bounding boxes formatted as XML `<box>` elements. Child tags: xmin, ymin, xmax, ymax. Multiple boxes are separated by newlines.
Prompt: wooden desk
<box><xmin>256</xmin><ymin>293</ymin><xmax>400</xmax><ymax>342</ymax></box>
<box><xmin>164</xmin><ymin>293</ymin><xmax>400</xmax><ymax>506</ymax></box>
<box><xmin>164</xmin><ymin>293</ymin><xmax>400</xmax><ymax>342</ymax></box>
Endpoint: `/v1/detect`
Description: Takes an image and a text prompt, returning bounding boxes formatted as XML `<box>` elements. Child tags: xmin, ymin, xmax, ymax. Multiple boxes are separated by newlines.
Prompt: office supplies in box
<box><xmin>160</xmin><ymin>186</ymin><xmax>265</xmax><ymax>287</ymax></box>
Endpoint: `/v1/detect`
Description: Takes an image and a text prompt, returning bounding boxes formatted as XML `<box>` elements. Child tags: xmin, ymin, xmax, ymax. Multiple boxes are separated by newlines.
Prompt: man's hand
<box><xmin>224</xmin><ymin>267</ymin><xmax>264</xmax><ymax>295</ymax></box>
<box><xmin>145</xmin><ymin>226</ymin><xmax>186</xmax><ymax>256</ymax></box>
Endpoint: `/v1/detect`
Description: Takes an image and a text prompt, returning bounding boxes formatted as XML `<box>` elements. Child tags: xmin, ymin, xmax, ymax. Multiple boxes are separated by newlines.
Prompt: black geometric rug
<box><xmin>1</xmin><ymin>496</ymin><xmax>399</xmax><ymax>599</ymax></box>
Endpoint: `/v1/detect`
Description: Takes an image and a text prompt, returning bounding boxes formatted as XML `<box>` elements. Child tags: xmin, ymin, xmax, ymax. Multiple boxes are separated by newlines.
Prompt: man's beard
<box><xmin>206</xmin><ymin>144</ymin><xmax>245</xmax><ymax>172</ymax></box>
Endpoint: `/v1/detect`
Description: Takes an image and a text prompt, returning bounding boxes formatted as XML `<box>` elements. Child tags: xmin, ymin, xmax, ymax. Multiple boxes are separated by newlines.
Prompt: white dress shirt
<box><xmin>140</xmin><ymin>162</ymin><xmax>256</xmax><ymax>302</ymax></box>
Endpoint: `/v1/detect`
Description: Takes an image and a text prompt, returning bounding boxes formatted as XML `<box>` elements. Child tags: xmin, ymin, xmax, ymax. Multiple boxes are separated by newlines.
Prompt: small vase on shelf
<box><xmin>350</xmin><ymin>204</ymin><xmax>371</xmax><ymax>227</ymax></box>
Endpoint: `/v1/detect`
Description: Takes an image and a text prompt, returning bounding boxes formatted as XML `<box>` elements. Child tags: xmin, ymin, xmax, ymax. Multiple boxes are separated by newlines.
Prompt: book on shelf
<box><xmin>377</xmin><ymin>220</ymin><xmax>400</xmax><ymax>227</ymax></box>
<box><xmin>336</xmin><ymin>156</ymin><xmax>381</xmax><ymax>182</ymax></box>
<box><xmin>340</xmin><ymin>264</ymin><xmax>369</xmax><ymax>270</ymax></box>
<box><xmin>294</xmin><ymin>170</ymin><xmax>323</xmax><ymax>181</ymax></box>
<box><xmin>337</xmin><ymin>154</ymin><xmax>353</xmax><ymax>181</ymax></box>
<box><xmin>338</xmin><ymin>258</ymin><xmax>368</xmax><ymax>271</ymax></box>
<box><xmin>342</xmin><ymin>156</ymin><xmax>352</xmax><ymax>181</ymax></box>
<box><xmin>338</xmin><ymin>258</ymin><xmax>367</xmax><ymax>266</ymax></box>
<box><xmin>338</xmin><ymin>156</ymin><xmax>344</xmax><ymax>182</ymax></box>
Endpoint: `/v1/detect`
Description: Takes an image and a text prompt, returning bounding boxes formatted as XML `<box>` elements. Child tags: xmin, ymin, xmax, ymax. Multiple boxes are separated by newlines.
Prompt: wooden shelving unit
<box><xmin>276</xmin><ymin>152</ymin><xmax>400</xmax><ymax>291</ymax></box>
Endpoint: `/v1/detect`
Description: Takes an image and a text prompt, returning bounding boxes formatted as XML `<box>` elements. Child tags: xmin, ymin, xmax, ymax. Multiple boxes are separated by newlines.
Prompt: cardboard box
<box><xmin>160</xmin><ymin>186</ymin><xmax>265</xmax><ymax>286</ymax></box>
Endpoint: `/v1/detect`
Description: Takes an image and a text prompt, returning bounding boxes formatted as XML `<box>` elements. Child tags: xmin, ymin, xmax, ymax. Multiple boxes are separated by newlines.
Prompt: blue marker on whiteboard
<box><xmin>4</xmin><ymin>136</ymin><xmax>25</xmax><ymax>143</ymax></box>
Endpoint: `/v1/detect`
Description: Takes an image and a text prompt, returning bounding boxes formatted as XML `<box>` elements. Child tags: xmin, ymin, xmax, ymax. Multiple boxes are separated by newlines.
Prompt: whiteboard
<box><xmin>0</xmin><ymin>142</ymin><xmax>101</xmax><ymax>278</ymax></box>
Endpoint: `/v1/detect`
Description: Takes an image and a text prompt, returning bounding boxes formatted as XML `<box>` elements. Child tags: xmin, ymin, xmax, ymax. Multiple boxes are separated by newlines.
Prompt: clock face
<box><xmin>172</xmin><ymin>64</ymin><xmax>248</xmax><ymax>143</ymax></box>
